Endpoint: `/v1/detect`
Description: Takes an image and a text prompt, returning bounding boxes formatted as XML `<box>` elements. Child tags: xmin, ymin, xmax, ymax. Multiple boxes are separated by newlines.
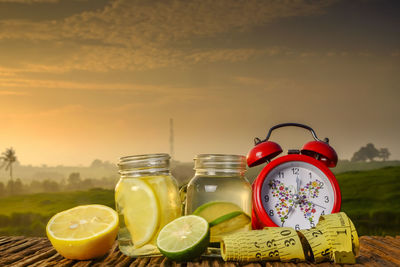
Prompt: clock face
<box><xmin>260</xmin><ymin>161</ymin><xmax>335</xmax><ymax>229</ymax></box>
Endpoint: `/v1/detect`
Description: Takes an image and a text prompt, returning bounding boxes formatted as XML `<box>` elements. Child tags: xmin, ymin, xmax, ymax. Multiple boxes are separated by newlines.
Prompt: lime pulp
<box><xmin>156</xmin><ymin>215</ymin><xmax>210</xmax><ymax>262</ymax></box>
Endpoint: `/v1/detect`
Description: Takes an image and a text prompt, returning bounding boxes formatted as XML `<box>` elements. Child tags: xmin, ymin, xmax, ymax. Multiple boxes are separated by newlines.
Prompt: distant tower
<box><xmin>169</xmin><ymin>118</ymin><xmax>174</xmax><ymax>160</ymax></box>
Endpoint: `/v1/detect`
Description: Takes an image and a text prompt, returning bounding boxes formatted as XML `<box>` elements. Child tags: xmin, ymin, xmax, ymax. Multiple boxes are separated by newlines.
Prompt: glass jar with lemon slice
<box><xmin>115</xmin><ymin>153</ymin><xmax>181</xmax><ymax>257</ymax></box>
<box><xmin>185</xmin><ymin>154</ymin><xmax>252</xmax><ymax>243</ymax></box>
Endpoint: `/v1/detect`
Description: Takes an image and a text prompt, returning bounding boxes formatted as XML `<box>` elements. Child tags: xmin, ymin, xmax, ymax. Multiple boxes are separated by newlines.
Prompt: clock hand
<box><xmin>282</xmin><ymin>205</ymin><xmax>295</xmax><ymax>226</ymax></box>
<box><xmin>305</xmin><ymin>200</ymin><xmax>326</xmax><ymax>209</ymax></box>
<box><xmin>287</xmin><ymin>205</ymin><xmax>293</xmax><ymax>216</ymax></box>
<box><xmin>288</xmin><ymin>185</ymin><xmax>295</xmax><ymax>194</ymax></box>
<box><xmin>296</xmin><ymin>176</ymin><xmax>301</xmax><ymax>193</ymax></box>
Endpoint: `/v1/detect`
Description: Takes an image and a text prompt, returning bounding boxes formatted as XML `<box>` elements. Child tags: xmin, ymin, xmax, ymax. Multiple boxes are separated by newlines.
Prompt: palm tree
<box><xmin>1</xmin><ymin>148</ymin><xmax>17</xmax><ymax>181</ymax></box>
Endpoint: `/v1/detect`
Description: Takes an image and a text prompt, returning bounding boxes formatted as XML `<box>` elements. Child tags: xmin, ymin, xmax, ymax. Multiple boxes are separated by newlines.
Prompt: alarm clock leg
<box><xmin>251</xmin><ymin>208</ymin><xmax>263</xmax><ymax>229</ymax></box>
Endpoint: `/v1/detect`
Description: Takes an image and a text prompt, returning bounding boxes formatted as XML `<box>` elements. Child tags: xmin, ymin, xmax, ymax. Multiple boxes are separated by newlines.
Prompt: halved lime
<box><xmin>193</xmin><ymin>201</ymin><xmax>251</xmax><ymax>243</ymax></box>
<box><xmin>209</xmin><ymin>210</ymin><xmax>243</xmax><ymax>227</ymax></box>
<box><xmin>193</xmin><ymin>201</ymin><xmax>242</xmax><ymax>222</ymax></box>
<box><xmin>157</xmin><ymin>215</ymin><xmax>210</xmax><ymax>262</ymax></box>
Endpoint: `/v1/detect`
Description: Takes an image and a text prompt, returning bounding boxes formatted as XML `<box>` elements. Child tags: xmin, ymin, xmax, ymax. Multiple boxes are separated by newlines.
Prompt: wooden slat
<box><xmin>0</xmin><ymin>236</ymin><xmax>399</xmax><ymax>266</ymax></box>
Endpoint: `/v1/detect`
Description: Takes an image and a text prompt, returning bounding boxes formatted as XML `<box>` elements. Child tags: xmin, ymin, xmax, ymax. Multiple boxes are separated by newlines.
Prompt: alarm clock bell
<box><xmin>301</xmin><ymin>140</ymin><xmax>338</xmax><ymax>167</ymax></box>
<box><xmin>247</xmin><ymin>123</ymin><xmax>337</xmax><ymax>168</ymax></box>
<box><xmin>247</xmin><ymin>140</ymin><xmax>282</xmax><ymax>167</ymax></box>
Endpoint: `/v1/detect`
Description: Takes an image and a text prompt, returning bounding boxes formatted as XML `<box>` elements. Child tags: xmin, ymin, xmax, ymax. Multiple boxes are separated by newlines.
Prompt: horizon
<box><xmin>0</xmin><ymin>0</ymin><xmax>399</xmax><ymax>166</ymax></box>
<box><xmin>4</xmin><ymin>154</ymin><xmax>400</xmax><ymax>168</ymax></box>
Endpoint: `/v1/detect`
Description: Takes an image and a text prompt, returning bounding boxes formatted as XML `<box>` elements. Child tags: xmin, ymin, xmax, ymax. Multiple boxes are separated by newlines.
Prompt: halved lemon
<box><xmin>46</xmin><ymin>204</ymin><xmax>118</xmax><ymax>260</ymax></box>
<box><xmin>116</xmin><ymin>178</ymin><xmax>160</xmax><ymax>248</ymax></box>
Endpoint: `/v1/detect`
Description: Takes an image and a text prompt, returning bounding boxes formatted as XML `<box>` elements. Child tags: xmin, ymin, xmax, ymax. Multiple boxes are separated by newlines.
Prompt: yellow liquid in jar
<box><xmin>115</xmin><ymin>175</ymin><xmax>181</xmax><ymax>257</ymax></box>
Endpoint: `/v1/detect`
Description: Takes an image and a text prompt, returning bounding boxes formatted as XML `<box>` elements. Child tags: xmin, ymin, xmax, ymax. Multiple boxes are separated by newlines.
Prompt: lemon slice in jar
<box><xmin>116</xmin><ymin>178</ymin><xmax>160</xmax><ymax>248</ymax></box>
<box><xmin>145</xmin><ymin>176</ymin><xmax>180</xmax><ymax>229</ymax></box>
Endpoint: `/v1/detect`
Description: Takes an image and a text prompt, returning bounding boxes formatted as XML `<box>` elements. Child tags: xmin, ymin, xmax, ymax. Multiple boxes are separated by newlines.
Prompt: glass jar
<box><xmin>185</xmin><ymin>154</ymin><xmax>252</xmax><ymax>243</ymax></box>
<box><xmin>115</xmin><ymin>153</ymin><xmax>181</xmax><ymax>257</ymax></box>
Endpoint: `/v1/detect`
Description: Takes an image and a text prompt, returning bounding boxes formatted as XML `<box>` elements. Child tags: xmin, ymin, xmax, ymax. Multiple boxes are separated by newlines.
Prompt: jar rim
<box><xmin>118</xmin><ymin>153</ymin><xmax>171</xmax><ymax>176</ymax></box>
<box><xmin>119</xmin><ymin>153</ymin><xmax>170</xmax><ymax>163</ymax></box>
<box><xmin>194</xmin><ymin>154</ymin><xmax>245</xmax><ymax>161</ymax></box>
<box><xmin>194</xmin><ymin>154</ymin><xmax>246</xmax><ymax>171</ymax></box>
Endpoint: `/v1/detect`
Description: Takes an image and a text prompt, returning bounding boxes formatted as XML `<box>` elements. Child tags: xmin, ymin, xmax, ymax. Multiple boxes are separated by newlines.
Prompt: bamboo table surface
<box><xmin>0</xmin><ymin>236</ymin><xmax>399</xmax><ymax>267</ymax></box>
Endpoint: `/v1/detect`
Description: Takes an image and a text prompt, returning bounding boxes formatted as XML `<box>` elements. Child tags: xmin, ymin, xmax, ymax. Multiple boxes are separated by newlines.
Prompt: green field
<box><xmin>0</xmin><ymin>167</ymin><xmax>399</xmax><ymax>237</ymax></box>
<box><xmin>0</xmin><ymin>189</ymin><xmax>114</xmax><ymax>237</ymax></box>
<box><xmin>337</xmin><ymin>166</ymin><xmax>400</xmax><ymax>236</ymax></box>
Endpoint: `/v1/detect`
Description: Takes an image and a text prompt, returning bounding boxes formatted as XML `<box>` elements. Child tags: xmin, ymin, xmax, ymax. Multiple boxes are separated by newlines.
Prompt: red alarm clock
<box><xmin>248</xmin><ymin>123</ymin><xmax>341</xmax><ymax>230</ymax></box>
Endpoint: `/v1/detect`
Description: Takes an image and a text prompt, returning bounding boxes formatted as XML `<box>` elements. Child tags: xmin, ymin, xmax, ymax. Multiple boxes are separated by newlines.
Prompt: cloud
<box><xmin>60</xmin><ymin>0</ymin><xmax>337</xmax><ymax>46</ymax></box>
<box><xmin>0</xmin><ymin>0</ymin><xmax>337</xmax><ymax>43</ymax></box>
<box><xmin>186</xmin><ymin>47</ymin><xmax>284</xmax><ymax>64</ymax></box>
<box><xmin>0</xmin><ymin>70</ymin><xmax>208</xmax><ymax>105</ymax></box>
<box><xmin>0</xmin><ymin>90</ymin><xmax>28</xmax><ymax>96</ymax></box>
<box><xmin>0</xmin><ymin>74</ymin><xmax>167</xmax><ymax>92</ymax></box>
<box><xmin>234</xmin><ymin>76</ymin><xmax>266</xmax><ymax>86</ymax></box>
<box><xmin>391</xmin><ymin>50</ymin><xmax>400</xmax><ymax>57</ymax></box>
<box><xmin>0</xmin><ymin>0</ymin><xmax>58</xmax><ymax>3</ymax></box>
<box><xmin>0</xmin><ymin>0</ymin><xmax>338</xmax><ymax>72</ymax></box>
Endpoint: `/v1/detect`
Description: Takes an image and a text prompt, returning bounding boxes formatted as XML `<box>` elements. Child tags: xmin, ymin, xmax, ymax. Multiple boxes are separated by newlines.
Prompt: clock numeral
<box><xmin>309</xmin><ymin>172</ymin><xmax>312</xmax><ymax>179</ymax></box>
<box><xmin>278</xmin><ymin>172</ymin><xmax>284</xmax><ymax>178</ymax></box>
<box><xmin>324</xmin><ymin>196</ymin><xmax>329</xmax><ymax>203</ymax></box>
<box><xmin>321</xmin><ymin>210</ymin><xmax>325</xmax><ymax>215</ymax></box>
<box><xmin>269</xmin><ymin>210</ymin><xmax>274</xmax><ymax>216</ymax></box>
<box><xmin>295</xmin><ymin>224</ymin><xmax>300</xmax><ymax>231</ymax></box>
<box><xmin>310</xmin><ymin>221</ymin><xmax>315</xmax><ymax>228</ymax></box>
<box><xmin>292</xmin><ymin>168</ymin><xmax>299</xmax><ymax>175</ymax></box>
<box><xmin>264</xmin><ymin>195</ymin><xmax>269</xmax><ymax>202</ymax></box>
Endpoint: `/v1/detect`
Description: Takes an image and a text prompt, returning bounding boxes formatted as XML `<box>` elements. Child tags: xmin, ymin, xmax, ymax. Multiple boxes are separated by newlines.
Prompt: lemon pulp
<box><xmin>46</xmin><ymin>204</ymin><xmax>118</xmax><ymax>260</ymax></box>
<box><xmin>117</xmin><ymin>178</ymin><xmax>160</xmax><ymax>248</ymax></box>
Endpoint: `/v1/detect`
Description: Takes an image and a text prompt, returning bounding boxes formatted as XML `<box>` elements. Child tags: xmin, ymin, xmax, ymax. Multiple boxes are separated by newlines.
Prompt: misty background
<box><xmin>0</xmin><ymin>0</ymin><xmax>399</xmax><ymax>166</ymax></box>
<box><xmin>0</xmin><ymin>0</ymin><xmax>399</xmax><ymax>238</ymax></box>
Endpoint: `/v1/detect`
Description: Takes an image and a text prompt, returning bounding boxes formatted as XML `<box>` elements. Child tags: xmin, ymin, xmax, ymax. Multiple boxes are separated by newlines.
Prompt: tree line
<box><xmin>351</xmin><ymin>143</ymin><xmax>390</xmax><ymax>162</ymax></box>
<box><xmin>0</xmin><ymin>144</ymin><xmax>393</xmax><ymax>197</ymax></box>
<box><xmin>0</xmin><ymin>172</ymin><xmax>118</xmax><ymax>197</ymax></box>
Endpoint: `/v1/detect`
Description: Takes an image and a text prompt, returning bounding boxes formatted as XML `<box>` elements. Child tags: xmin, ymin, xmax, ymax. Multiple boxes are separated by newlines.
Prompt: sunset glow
<box><xmin>0</xmin><ymin>0</ymin><xmax>399</xmax><ymax>166</ymax></box>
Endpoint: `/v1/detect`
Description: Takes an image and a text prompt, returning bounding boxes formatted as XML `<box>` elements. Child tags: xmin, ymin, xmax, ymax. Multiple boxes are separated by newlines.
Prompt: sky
<box><xmin>0</xmin><ymin>0</ymin><xmax>399</xmax><ymax>166</ymax></box>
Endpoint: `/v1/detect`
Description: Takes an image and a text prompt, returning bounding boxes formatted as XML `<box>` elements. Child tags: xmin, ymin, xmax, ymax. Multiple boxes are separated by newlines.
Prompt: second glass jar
<box><xmin>185</xmin><ymin>154</ymin><xmax>252</xmax><ymax>243</ymax></box>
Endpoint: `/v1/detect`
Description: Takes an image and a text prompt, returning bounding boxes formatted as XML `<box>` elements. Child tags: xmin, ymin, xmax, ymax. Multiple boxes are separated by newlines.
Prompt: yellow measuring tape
<box><xmin>221</xmin><ymin>212</ymin><xmax>359</xmax><ymax>264</ymax></box>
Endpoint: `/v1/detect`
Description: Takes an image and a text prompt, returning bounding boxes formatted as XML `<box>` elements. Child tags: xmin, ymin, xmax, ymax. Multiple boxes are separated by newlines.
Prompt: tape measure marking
<box><xmin>221</xmin><ymin>212</ymin><xmax>359</xmax><ymax>264</ymax></box>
